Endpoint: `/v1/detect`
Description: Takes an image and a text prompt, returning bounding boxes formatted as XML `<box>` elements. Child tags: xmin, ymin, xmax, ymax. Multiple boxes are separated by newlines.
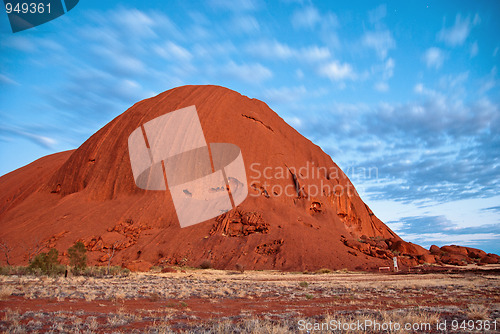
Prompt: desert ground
<box><xmin>0</xmin><ymin>265</ymin><xmax>499</xmax><ymax>333</ymax></box>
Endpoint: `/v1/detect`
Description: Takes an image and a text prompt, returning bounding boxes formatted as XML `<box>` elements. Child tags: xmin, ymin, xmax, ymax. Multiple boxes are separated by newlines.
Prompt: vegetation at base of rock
<box><xmin>199</xmin><ymin>260</ymin><xmax>212</xmax><ymax>269</ymax></box>
<box><xmin>0</xmin><ymin>265</ymin><xmax>130</xmax><ymax>277</ymax></box>
<box><xmin>28</xmin><ymin>248</ymin><xmax>65</xmax><ymax>276</ymax></box>
<box><xmin>1</xmin><ymin>242</ymin><xmax>128</xmax><ymax>277</ymax></box>
<box><xmin>299</xmin><ymin>281</ymin><xmax>308</xmax><ymax>288</ymax></box>
<box><xmin>235</xmin><ymin>263</ymin><xmax>245</xmax><ymax>273</ymax></box>
<box><xmin>68</xmin><ymin>241</ymin><xmax>87</xmax><ymax>273</ymax></box>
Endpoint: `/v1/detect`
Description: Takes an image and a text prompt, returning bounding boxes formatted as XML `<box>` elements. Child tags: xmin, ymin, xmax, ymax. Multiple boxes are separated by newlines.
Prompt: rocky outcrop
<box><xmin>0</xmin><ymin>85</ymin><xmax>496</xmax><ymax>271</ymax></box>
<box><xmin>429</xmin><ymin>244</ymin><xmax>499</xmax><ymax>266</ymax></box>
<box><xmin>341</xmin><ymin>239</ymin><xmax>499</xmax><ymax>269</ymax></box>
<box><xmin>209</xmin><ymin>209</ymin><xmax>269</xmax><ymax>237</ymax></box>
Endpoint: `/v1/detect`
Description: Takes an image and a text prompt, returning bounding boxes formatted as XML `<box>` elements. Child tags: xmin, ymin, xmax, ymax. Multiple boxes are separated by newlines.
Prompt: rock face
<box><xmin>0</xmin><ymin>85</ymin><xmax>495</xmax><ymax>271</ymax></box>
<box><xmin>430</xmin><ymin>244</ymin><xmax>500</xmax><ymax>266</ymax></box>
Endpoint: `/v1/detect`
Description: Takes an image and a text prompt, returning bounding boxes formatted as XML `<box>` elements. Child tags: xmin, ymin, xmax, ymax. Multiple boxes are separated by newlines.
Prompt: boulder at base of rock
<box><xmin>480</xmin><ymin>255</ymin><xmax>499</xmax><ymax>264</ymax></box>
<box><xmin>441</xmin><ymin>245</ymin><xmax>468</xmax><ymax>257</ymax></box>
<box><xmin>101</xmin><ymin>231</ymin><xmax>127</xmax><ymax>246</ymax></box>
<box><xmin>429</xmin><ymin>245</ymin><xmax>441</xmax><ymax>255</ymax></box>
<box><xmin>399</xmin><ymin>257</ymin><xmax>419</xmax><ymax>267</ymax></box>
<box><xmin>466</xmin><ymin>247</ymin><xmax>487</xmax><ymax>259</ymax></box>
<box><xmin>440</xmin><ymin>254</ymin><xmax>467</xmax><ymax>266</ymax></box>
<box><xmin>419</xmin><ymin>253</ymin><xmax>436</xmax><ymax>264</ymax></box>
<box><xmin>488</xmin><ymin>253</ymin><xmax>500</xmax><ymax>261</ymax></box>
<box><xmin>344</xmin><ymin>239</ymin><xmax>370</xmax><ymax>253</ymax></box>
<box><xmin>390</xmin><ymin>240</ymin><xmax>428</xmax><ymax>256</ymax></box>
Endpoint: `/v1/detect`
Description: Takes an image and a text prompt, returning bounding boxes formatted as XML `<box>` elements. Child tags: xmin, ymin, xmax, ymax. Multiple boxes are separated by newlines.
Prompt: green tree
<box><xmin>68</xmin><ymin>241</ymin><xmax>87</xmax><ymax>272</ymax></box>
<box><xmin>29</xmin><ymin>248</ymin><xmax>61</xmax><ymax>275</ymax></box>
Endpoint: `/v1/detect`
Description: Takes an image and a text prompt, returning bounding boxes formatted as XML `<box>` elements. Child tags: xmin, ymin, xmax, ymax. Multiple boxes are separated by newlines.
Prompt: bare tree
<box><xmin>0</xmin><ymin>240</ymin><xmax>13</xmax><ymax>265</ymax></box>
<box><xmin>107</xmin><ymin>241</ymin><xmax>119</xmax><ymax>275</ymax></box>
<box><xmin>22</xmin><ymin>239</ymin><xmax>45</xmax><ymax>263</ymax></box>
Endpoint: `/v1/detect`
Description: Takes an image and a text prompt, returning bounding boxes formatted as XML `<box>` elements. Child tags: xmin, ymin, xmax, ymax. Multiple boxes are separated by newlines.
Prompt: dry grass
<box><xmin>0</xmin><ymin>268</ymin><xmax>498</xmax><ymax>333</ymax></box>
<box><xmin>0</xmin><ymin>285</ymin><xmax>14</xmax><ymax>300</ymax></box>
<box><xmin>467</xmin><ymin>303</ymin><xmax>490</xmax><ymax>320</ymax></box>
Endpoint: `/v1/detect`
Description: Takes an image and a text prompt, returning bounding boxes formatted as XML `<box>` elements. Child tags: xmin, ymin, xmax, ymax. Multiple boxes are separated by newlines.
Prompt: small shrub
<box><xmin>148</xmin><ymin>292</ymin><xmax>160</xmax><ymax>302</ymax></box>
<box><xmin>9</xmin><ymin>266</ymin><xmax>30</xmax><ymax>275</ymax></box>
<box><xmin>299</xmin><ymin>281</ymin><xmax>308</xmax><ymax>288</ymax></box>
<box><xmin>82</xmin><ymin>266</ymin><xmax>105</xmax><ymax>277</ymax></box>
<box><xmin>0</xmin><ymin>266</ymin><xmax>11</xmax><ymax>275</ymax></box>
<box><xmin>235</xmin><ymin>263</ymin><xmax>245</xmax><ymax>273</ymax></box>
<box><xmin>108</xmin><ymin>266</ymin><xmax>130</xmax><ymax>277</ymax></box>
<box><xmin>305</xmin><ymin>293</ymin><xmax>314</xmax><ymax>299</ymax></box>
<box><xmin>316</xmin><ymin>268</ymin><xmax>332</xmax><ymax>274</ymax></box>
<box><xmin>81</xmin><ymin>266</ymin><xmax>130</xmax><ymax>277</ymax></box>
<box><xmin>467</xmin><ymin>304</ymin><xmax>489</xmax><ymax>320</ymax></box>
<box><xmin>150</xmin><ymin>266</ymin><xmax>162</xmax><ymax>273</ymax></box>
<box><xmin>199</xmin><ymin>260</ymin><xmax>211</xmax><ymax>269</ymax></box>
<box><xmin>0</xmin><ymin>266</ymin><xmax>28</xmax><ymax>276</ymax></box>
<box><xmin>29</xmin><ymin>248</ymin><xmax>64</xmax><ymax>276</ymax></box>
<box><xmin>68</xmin><ymin>241</ymin><xmax>87</xmax><ymax>273</ymax></box>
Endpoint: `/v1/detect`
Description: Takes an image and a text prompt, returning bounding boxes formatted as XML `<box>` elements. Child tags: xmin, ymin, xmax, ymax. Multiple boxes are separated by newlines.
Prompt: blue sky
<box><xmin>1</xmin><ymin>0</ymin><xmax>499</xmax><ymax>253</ymax></box>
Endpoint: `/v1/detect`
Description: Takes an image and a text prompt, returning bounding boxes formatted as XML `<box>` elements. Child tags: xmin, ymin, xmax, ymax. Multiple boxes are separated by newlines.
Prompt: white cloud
<box><xmin>219</xmin><ymin>61</ymin><xmax>272</xmax><ymax>82</ymax></box>
<box><xmin>383</xmin><ymin>57</ymin><xmax>394</xmax><ymax>79</ymax></box>
<box><xmin>209</xmin><ymin>0</ymin><xmax>260</xmax><ymax>11</ymax></box>
<box><xmin>423</xmin><ymin>47</ymin><xmax>445</xmax><ymax>69</ymax></box>
<box><xmin>361</xmin><ymin>30</ymin><xmax>395</xmax><ymax>59</ymax></box>
<box><xmin>473</xmin><ymin>13</ymin><xmax>481</xmax><ymax>25</ymax></box>
<box><xmin>264</xmin><ymin>85</ymin><xmax>307</xmax><ymax>103</ymax></box>
<box><xmin>413</xmin><ymin>83</ymin><xmax>439</xmax><ymax>98</ymax></box>
<box><xmin>230</xmin><ymin>15</ymin><xmax>260</xmax><ymax>33</ymax></box>
<box><xmin>478</xmin><ymin>67</ymin><xmax>497</xmax><ymax>95</ymax></box>
<box><xmin>247</xmin><ymin>40</ymin><xmax>293</xmax><ymax>59</ymax></box>
<box><xmin>280</xmin><ymin>0</ymin><xmax>305</xmax><ymax>4</ymax></box>
<box><xmin>245</xmin><ymin>40</ymin><xmax>330</xmax><ymax>62</ymax></box>
<box><xmin>368</xmin><ymin>4</ymin><xmax>387</xmax><ymax>25</ymax></box>
<box><xmin>193</xmin><ymin>42</ymin><xmax>236</xmax><ymax>58</ymax></box>
<box><xmin>0</xmin><ymin>125</ymin><xmax>57</xmax><ymax>149</ymax></box>
<box><xmin>285</xmin><ymin>116</ymin><xmax>303</xmax><ymax>129</ymax></box>
<box><xmin>319</xmin><ymin>61</ymin><xmax>356</xmax><ymax>81</ymax></box>
<box><xmin>395</xmin><ymin>232</ymin><xmax>500</xmax><ymax>249</ymax></box>
<box><xmin>289</xmin><ymin>5</ymin><xmax>339</xmax><ymax>48</ymax></box>
<box><xmin>91</xmin><ymin>46</ymin><xmax>146</xmax><ymax>75</ymax></box>
<box><xmin>371</xmin><ymin>58</ymin><xmax>394</xmax><ymax>92</ymax></box>
<box><xmin>300</xmin><ymin>46</ymin><xmax>331</xmax><ymax>62</ymax></box>
<box><xmin>154</xmin><ymin>41</ymin><xmax>192</xmax><ymax>61</ymax></box>
<box><xmin>110</xmin><ymin>80</ymin><xmax>154</xmax><ymax>102</ymax></box>
<box><xmin>291</xmin><ymin>6</ymin><xmax>321</xmax><ymax>29</ymax></box>
<box><xmin>111</xmin><ymin>8</ymin><xmax>157</xmax><ymax>39</ymax></box>
<box><xmin>437</xmin><ymin>14</ymin><xmax>477</xmax><ymax>47</ymax></box>
<box><xmin>1</xmin><ymin>36</ymin><xmax>42</xmax><ymax>52</ymax></box>
<box><xmin>0</xmin><ymin>74</ymin><xmax>19</xmax><ymax>86</ymax></box>
<box><xmin>438</xmin><ymin>72</ymin><xmax>469</xmax><ymax>92</ymax></box>
<box><xmin>470</xmin><ymin>41</ymin><xmax>478</xmax><ymax>58</ymax></box>
<box><xmin>374</xmin><ymin>82</ymin><xmax>389</xmax><ymax>92</ymax></box>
